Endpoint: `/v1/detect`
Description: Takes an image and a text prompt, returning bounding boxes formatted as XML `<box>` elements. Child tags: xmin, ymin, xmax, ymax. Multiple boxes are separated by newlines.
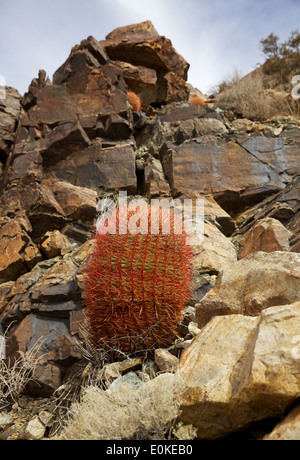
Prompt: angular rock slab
<box><xmin>177</xmin><ymin>303</ymin><xmax>300</xmax><ymax>439</ymax></box>
<box><xmin>101</xmin><ymin>20</ymin><xmax>190</xmax><ymax>105</ymax></box>
<box><xmin>238</xmin><ymin>217</ymin><xmax>292</xmax><ymax>259</ymax></box>
<box><xmin>196</xmin><ymin>251</ymin><xmax>300</xmax><ymax>328</ymax></box>
<box><xmin>192</xmin><ymin>221</ymin><xmax>237</xmax><ymax>275</ymax></box>
<box><xmin>236</xmin><ymin>176</ymin><xmax>300</xmax><ymax>253</ymax></box>
<box><xmin>45</xmin><ymin>140</ymin><xmax>137</xmax><ymax>194</ymax></box>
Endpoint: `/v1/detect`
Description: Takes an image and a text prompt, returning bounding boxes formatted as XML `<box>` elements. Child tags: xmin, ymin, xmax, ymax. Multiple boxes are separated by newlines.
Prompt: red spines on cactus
<box><xmin>83</xmin><ymin>203</ymin><xmax>193</xmax><ymax>354</ymax></box>
<box><xmin>127</xmin><ymin>90</ymin><xmax>142</xmax><ymax>112</ymax></box>
<box><xmin>189</xmin><ymin>96</ymin><xmax>206</xmax><ymax>107</ymax></box>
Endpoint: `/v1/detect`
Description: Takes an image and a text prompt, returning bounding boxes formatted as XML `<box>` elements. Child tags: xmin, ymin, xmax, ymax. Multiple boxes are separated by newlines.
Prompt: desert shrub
<box><xmin>60</xmin><ymin>374</ymin><xmax>196</xmax><ymax>441</ymax></box>
<box><xmin>215</xmin><ymin>72</ymin><xmax>295</xmax><ymax>120</ymax></box>
<box><xmin>127</xmin><ymin>90</ymin><xmax>142</xmax><ymax>111</ymax></box>
<box><xmin>189</xmin><ymin>96</ymin><xmax>206</xmax><ymax>107</ymax></box>
<box><xmin>83</xmin><ymin>202</ymin><xmax>193</xmax><ymax>354</ymax></box>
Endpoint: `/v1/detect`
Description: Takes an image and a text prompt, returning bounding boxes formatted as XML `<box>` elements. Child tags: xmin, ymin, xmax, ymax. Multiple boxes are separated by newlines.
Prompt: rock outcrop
<box><xmin>0</xmin><ymin>21</ymin><xmax>299</xmax><ymax>440</ymax></box>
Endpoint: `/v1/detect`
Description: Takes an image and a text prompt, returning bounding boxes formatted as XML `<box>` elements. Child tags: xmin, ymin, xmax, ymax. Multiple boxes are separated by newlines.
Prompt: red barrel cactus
<box><xmin>127</xmin><ymin>90</ymin><xmax>142</xmax><ymax>112</ymax></box>
<box><xmin>82</xmin><ymin>202</ymin><xmax>193</xmax><ymax>354</ymax></box>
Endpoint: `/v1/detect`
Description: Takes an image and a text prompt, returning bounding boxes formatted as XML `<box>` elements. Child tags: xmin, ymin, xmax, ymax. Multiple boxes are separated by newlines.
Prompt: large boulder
<box><xmin>177</xmin><ymin>302</ymin><xmax>300</xmax><ymax>439</ymax></box>
<box><xmin>238</xmin><ymin>217</ymin><xmax>292</xmax><ymax>259</ymax></box>
<box><xmin>160</xmin><ymin>130</ymin><xmax>300</xmax><ymax>215</ymax></box>
<box><xmin>0</xmin><ymin>87</ymin><xmax>22</xmax><ymax>161</ymax></box>
<box><xmin>195</xmin><ymin>251</ymin><xmax>300</xmax><ymax>328</ymax></box>
<box><xmin>2</xmin><ymin>241</ymin><xmax>93</xmax><ymax>395</ymax></box>
<box><xmin>0</xmin><ymin>219</ymin><xmax>42</xmax><ymax>283</ymax></box>
<box><xmin>100</xmin><ymin>21</ymin><xmax>190</xmax><ymax>106</ymax></box>
<box><xmin>236</xmin><ymin>176</ymin><xmax>300</xmax><ymax>253</ymax></box>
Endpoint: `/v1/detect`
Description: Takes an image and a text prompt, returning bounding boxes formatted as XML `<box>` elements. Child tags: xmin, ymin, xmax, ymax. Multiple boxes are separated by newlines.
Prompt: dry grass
<box><xmin>0</xmin><ymin>339</ymin><xmax>44</xmax><ymax>409</ymax></box>
<box><xmin>58</xmin><ymin>373</ymin><xmax>195</xmax><ymax>441</ymax></box>
<box><xmin>215</xmin><ymin>72</ymin><xmax>299</xmax><ymax>121</ymax></box>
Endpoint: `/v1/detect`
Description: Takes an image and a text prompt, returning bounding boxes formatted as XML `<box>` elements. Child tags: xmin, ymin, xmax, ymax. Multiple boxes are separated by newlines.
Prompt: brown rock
<box><xmin>235</xmin><ymin>176</ymin><xmax>300</xmax><ymax>253</ymax></box>
<box><xmin>0</xmin><ymin>281</ymin><xmax>14</xmax><ymax>314</ymax></box>
<box><xmin>156</xmin><ymin>71</ymin><xmax>190</xmax><ymax>105</ymax></box>
<box><xmin>105</xmin><ymin>113</ymin><xmax>132</xmax><ymax>140</ymax></box>
<box><xmin>136</xmin><ymin>103</ymin><xmax>225</xmax><ymax>149</ymax></box>
<box><xmin>45</xmin><ymin>140</ymin><xmax>137</xmax><ymax>194</ymax></box>
<box><xmin>101</xmin><ymin>21</ymin><xmax>189</xmax><ymax>105</ymax></box>
<box><xmin>238</xmin><ymin>217</ymin><xmax>292</xmax><ymax>258</ymax></box>
<box><xmin>103</xmin><ymin>20</ymin><xmax>160</xmax><ymax>45</ymax></box>
<box><xmin>154</xmin><ymin>349</ymin><xmax>179</xmax><ymax>372</ymax></box>
<box><xmin>0</xmin><ymin>220</ymin><xmax>42</xmax><ymax>283</ymax></box>
<box><xmin>4</xmin><ymin>150</ymin><xmax>43</xmax><ymax>187</ymax></box>
<box><xmin>5</xmin><ymin>311</ymin><xmax>82</xmax><ymax>395</ymax></box>
<box><xmin>53</xmin><ymin>36</ymin><xmax>109</xmax><ymax>87</ymax></box>
<box><xmin>195</xmin><ymin>251</ymin><xmax>300</xmax><ymax>328</ymax></box>
<box><xmin>200</xmin><ymin>195</ymin><xmax>236</xmax><ymax>236</ymax></box>
<box><xmin>143</xmin><ymin>158</ymin><xmax>171</xmax><ymax>198</ymax></box>
<box><xmin>46</xmin><ymin>178</ymin><xmax>97</xmax><ymax>221</ymax></box>
<box><xmin>0</xmin><ymin>87</ymin><xmax>22</xmax><ymax>160</ymax></box>
<box><xmin>103</xmin><ymin>32</ymin><xmax>188</xmax><ymax>79</ymax></box>
<box><xmin>114</xmin><ymin>60</ymin><xmax>157</xmax><ymax>107</ymax></box>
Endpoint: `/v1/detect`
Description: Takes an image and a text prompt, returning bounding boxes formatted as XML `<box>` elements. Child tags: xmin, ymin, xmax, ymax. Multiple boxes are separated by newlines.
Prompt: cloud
<box><xmin>1</xmin><ymin>0</ymin><xmax>300</xmax><ymax>95</ymax></box>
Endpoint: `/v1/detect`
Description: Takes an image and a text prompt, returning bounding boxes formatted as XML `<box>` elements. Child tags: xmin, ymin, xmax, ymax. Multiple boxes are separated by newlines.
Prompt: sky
<box><xmin>0</xmin><ymin>0</ymin><xmax>300</xmax><ymax>96</ymax></box>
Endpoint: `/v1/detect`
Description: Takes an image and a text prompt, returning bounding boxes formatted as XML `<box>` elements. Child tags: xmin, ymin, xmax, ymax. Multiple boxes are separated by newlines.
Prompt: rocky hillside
<box><xmin>0</xmin><ymin>21</ymin><xmax>299</xmax><ymax>440</ymax></box>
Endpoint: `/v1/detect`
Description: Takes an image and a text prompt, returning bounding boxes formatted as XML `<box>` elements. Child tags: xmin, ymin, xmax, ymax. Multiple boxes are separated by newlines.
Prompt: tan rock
<box><xmin>113</xmin><ymin>60</ymin><xmax>157</xmax><ymax>107</ymax></box>
<box><xmin>196</xmin><ymin>251</ymin><xmax>300</xmax><ymax>328</ymax></box>
<box><xmin>160</xmin><ymin>130</ymin><xmax>300</xmax><ymax>215</ymax></box>
<box><xmin>192</xmin><ymin>221</ymin><xmax>237</xmax><ymax>275</ymax></box>
<box><xmin>238</xmin><ymin>217</ymin><xmax>292</xmax><ymax>259</ymax></box>
<box><xmin>177</xmin><ymin>302</ymin><xmax>300</xmax><ymax>439</ymax></box>
<box><xmin>264</xmin><ymin>405</ymin><xmax>300</xmax><ymax>440</ymax></box>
